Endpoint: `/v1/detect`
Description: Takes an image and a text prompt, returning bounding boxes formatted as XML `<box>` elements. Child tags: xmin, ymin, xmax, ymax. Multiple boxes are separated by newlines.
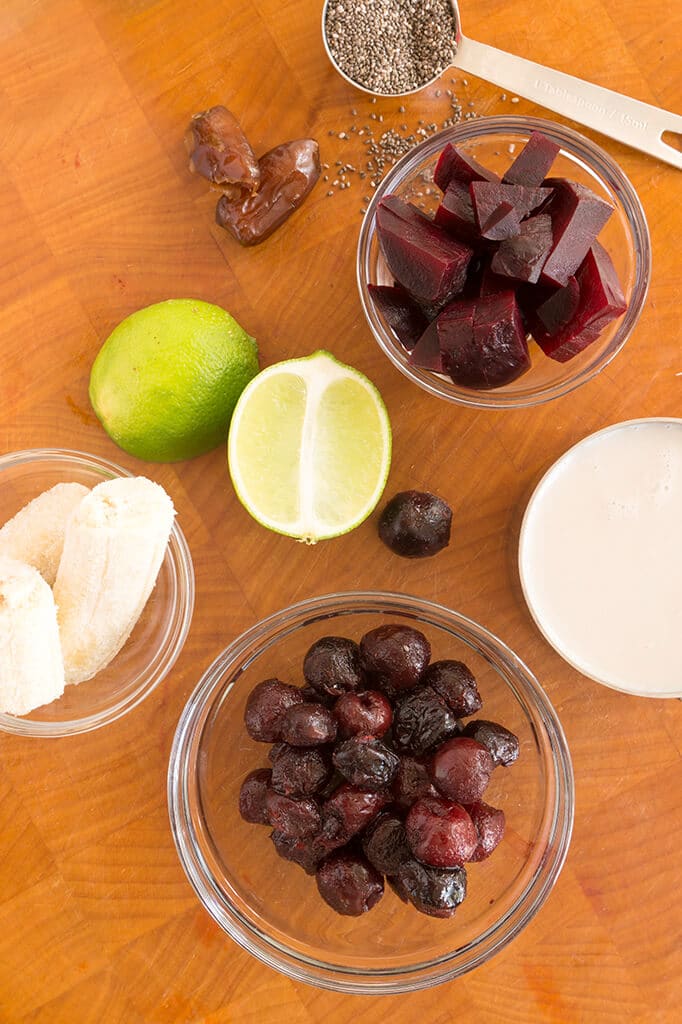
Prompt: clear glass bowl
<box><xmin>357</xmin><ymin>115</ymin><xmax>651</xmax><ymax>409</ymax></box>
<box><xmin>0</xmin><ymin>449</ymin><xmax>194</xmax><ymax>737</ymax></box>
<box><xmin>168</xmin><ymin>591</ymin><xmax>574</xmax><ymax>994</ymax></box>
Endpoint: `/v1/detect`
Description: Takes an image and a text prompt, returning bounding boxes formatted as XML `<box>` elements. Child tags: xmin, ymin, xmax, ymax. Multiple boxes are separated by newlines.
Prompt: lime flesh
<box><xmin>227</xmin><ymin>351</ymin><xmax>392</xmax><ymax>542</ymax></box>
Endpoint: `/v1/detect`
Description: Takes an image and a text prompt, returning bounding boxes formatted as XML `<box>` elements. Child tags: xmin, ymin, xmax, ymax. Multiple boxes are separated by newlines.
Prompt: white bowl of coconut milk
<box><xmin>519</xmin><ymin>418</ymin><xmax>682</xmax><ymax>698</ymax></box>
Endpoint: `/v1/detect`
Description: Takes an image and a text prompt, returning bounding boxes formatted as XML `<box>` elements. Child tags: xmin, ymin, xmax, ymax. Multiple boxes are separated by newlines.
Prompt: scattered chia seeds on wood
<box><xmin>325</xmin><ymin>0</ymin><xmax>458</xmax><ymax>94</ymax></box>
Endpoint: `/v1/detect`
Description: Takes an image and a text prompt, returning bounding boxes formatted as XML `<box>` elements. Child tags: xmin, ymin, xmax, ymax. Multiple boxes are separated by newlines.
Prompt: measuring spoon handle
<box><xmin>454</xmin><ymin>36</ymin><xmax>682</xmax><ymax>169</ymax></box>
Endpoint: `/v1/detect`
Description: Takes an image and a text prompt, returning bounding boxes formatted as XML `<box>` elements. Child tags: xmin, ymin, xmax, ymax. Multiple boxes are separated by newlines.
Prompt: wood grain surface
<box><xmin>1</xmin><ymin>1</ymin><xmax>681</xmax><ymax>1021</ymax></box>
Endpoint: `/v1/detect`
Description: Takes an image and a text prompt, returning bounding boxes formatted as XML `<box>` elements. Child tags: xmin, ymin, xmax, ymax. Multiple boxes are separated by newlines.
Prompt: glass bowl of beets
<box><xmin>357</xmin><ymin>116</ymin><xmax>650</xmax><ymax>409</ymax></box>
<box><xmin>168</xmin><ymin>591</ymin><xmax>574</xmax><ymax>994</ymax></box>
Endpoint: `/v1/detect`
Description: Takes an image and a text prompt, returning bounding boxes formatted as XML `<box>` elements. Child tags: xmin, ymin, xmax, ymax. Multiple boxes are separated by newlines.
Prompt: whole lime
<box><xmin>89</xmin><ymin>299</ymin><xmax>258</xmax><ymax>462</ymax></box>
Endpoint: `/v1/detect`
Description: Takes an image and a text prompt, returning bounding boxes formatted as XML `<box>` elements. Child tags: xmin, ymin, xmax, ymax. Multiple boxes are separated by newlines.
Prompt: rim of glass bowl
<box><xmin>357</xmin><ymin>115</ymin><xmax>651</xmax><ymax>410</ymax></box>
<box><xmin>168</xmin><ymin>590</ymin><xmax>574</xmax><ymax>995</ymax></box>
<box><xmin>0</xmin><ymin>448</ymin><xmax>195</xmax><ymax>738</ymax></box>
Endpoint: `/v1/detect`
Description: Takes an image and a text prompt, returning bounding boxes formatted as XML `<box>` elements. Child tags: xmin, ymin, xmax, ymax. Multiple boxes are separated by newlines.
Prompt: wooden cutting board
<box><xmin>0</xmin><ymin>1</ymin><xmax>680</xmax><ymax>1021</ymax></box>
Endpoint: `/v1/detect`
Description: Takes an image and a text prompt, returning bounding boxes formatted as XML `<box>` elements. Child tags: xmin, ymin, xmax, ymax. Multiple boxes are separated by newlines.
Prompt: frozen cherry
<box><xmin>334</xmin><ymin>690</ymin><xmax>392</xmax><ymax>738</ymax></box>
<box><xmin>461</xmin><ymin>719</ymin><xmax>520</xmax><ymax>766</ymax></box>
<box><xmin>362</xmin><ymin>812</ymin><xmax>411</xmax><ymax>876</ymax></box>
<box><xmin>270</xmin><ymin>744</ymin><xmax>330</xmax><ymax>797</ymax></box>
<box><xmin>238</xmin><ymin>769</ymin><xmax>271</xmax><ymax>824</ymax></box>
<box><xmin>406</xmin><ymin>795</ymin><xmax>478</xmax><ymax>868</ymax></box>
<box><xmin>431</xmin><ymin>737</ymin><xmax>494</xmax><ymax>804</ymax></box>
<box><xmin>332</xmin><ymin>735</ymin><xmax>400</xmax><ymax>790</ymax></box>
<box><xmin>422</xmin><ymin>660</ymin><xmax>482</xmax><ymax>718</ymax></box>
<box><xmin>378</xmin><ymin>490</ymin><xmax>452</xmax><ymax>559</ymax></box>
<box><xmin>316</xmin><ymin>850</ymin><xmax>384</xmax><ymax>916</ymax></box>
<box><xmin>270</xmin><ymin>831</ymin><xmax>324</xmax><ymax>875</ymax></box>
<box><xmin>265</xmin><ymin>791</ymin><xmax>321</xmax><ymax>839</ymax></box>
<box><xmin>396</xmin><ymin>859</ymin><xmax>467</xmax><ymax>918</ymax></box>
<box><xmin>280</xmin><ymin>702</ymin><xmax>337</xmax><ymax>746</ymax></box>
<box><xmin>391</xmin><ymin>756</ymin><xmax>438</xmax><ymax>812</ymax></box>
<box><xmin>244</xmin><ymin>679</ymin><xmax>304</xmax><ymax>742</ymax></box>
<box><xmin>321</xmin><ymin>783</ymin><xmax>390</xmax><ymax>844</ymax></box>
<box><xmin>359</xmin><ymin>624</ymin><xmax>431</xmax><ymax>691</ymax></box>
<box><xmin>303</xmin><ymin>636</ymin><xmax>364</xmax><ymax>698</ymax></box>
<box><xmin>466</xmin><ymin>801</ymin><xmax>506</xmax><ymax>861</ymax></box>
<box><xmin>392</xmin><ymin>686</ymin><xmax>458</xmax><ymax>756</ymax></box>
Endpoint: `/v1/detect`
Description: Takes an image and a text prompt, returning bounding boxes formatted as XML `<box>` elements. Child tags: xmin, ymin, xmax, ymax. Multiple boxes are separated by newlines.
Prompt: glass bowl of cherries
<box><xmin>357</xmin><ymin>116</ymin><xmax>650</xmax><ymax>409</ymax></box>
<box><xmin>168</xmin><ymin>591</ymin><xmax>574</xmax><ymax>994</ymax></box>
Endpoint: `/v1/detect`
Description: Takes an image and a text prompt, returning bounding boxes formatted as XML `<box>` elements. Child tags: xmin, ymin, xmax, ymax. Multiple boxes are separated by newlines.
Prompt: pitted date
<box><xmin>186</xmin><ymin>105</ymin><xmax>260</xmax><ymax>194</ymax></box>
<box><xmin>216</xmin><ymin>139</ymin><xmax>320</xmax><ymax>246</ymax></box>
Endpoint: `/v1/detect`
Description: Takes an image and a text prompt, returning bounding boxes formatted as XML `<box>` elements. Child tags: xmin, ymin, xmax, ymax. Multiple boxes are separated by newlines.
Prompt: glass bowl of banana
<box><xmin>0</xmin><ymin>449</ymin><xmax>195</xmax><ymax>737</ymax></box>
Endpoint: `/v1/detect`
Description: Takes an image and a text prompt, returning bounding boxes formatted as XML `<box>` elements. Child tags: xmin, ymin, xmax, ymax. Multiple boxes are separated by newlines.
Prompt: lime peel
<box><xmin>228</xmin><ymin>351</ymin><xmax>392</xmax><ymax>543</ymax></box>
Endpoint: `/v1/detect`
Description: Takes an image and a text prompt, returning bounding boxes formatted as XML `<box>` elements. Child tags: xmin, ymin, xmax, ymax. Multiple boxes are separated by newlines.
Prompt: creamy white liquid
<box><xmin>519</xmin><ymin>420</ymin><xmax>682</xmax><ymax>697</ymax></box>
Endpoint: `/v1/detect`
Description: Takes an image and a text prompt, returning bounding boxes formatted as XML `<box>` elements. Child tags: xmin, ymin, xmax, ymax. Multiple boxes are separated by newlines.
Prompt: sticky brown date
<box><xmin>185</xmin><ymin>105</ymin><xmax>260</xmax><ymax>194</ymax></box>
<box><xmin>216</xmin><ymin>138</ymin><xmax>320</xmax><ymax>246</ymax></box>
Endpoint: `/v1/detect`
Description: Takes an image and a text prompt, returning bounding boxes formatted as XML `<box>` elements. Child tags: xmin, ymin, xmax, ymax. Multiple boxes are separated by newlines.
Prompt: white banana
<box><xmin>0</xmin><ymin>482</ymin><xmax>90</xmax><ymax>585</ymax></box>
<box><xmin>0</xmin><ymin>556</ymin><xmax>66</xmax><ymax>715</ymax></box>
<box><xmin>53</xmin><ymin>476</ymin><xmax>175</xmax><ymax>685</ymax></box>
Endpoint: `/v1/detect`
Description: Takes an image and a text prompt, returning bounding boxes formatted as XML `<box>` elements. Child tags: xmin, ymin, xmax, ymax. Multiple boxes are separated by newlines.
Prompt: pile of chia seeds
<box><xmin>322</xmin><ymin>83</ymin><xmax>482</xmax><ymax>212</ymax></box>
<box><xmin>325</xmin><ymin>0</ymin><xmax>458</xmax><ymax>95</ymax></box>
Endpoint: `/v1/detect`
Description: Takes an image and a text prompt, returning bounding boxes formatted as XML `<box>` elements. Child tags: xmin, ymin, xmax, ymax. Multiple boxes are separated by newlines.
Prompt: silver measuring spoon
<box><xmin>322</xmin><ymin>0</ymin><xmax>682</xmax><ymax>169</ymax></box>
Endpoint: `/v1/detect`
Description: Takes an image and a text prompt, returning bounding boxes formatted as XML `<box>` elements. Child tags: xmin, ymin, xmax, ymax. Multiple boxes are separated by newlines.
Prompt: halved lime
<box><xmin>227</xmin><ymin>351</ymin><xmax>392</xmax><ymax>543</ymax></box>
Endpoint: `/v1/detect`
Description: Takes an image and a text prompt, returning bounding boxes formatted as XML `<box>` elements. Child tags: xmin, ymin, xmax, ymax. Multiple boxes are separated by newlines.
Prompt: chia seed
<box><xmin>324</xmin><ymin>0</ymin><xmax>458</xmax><ymax>95</ymax></box>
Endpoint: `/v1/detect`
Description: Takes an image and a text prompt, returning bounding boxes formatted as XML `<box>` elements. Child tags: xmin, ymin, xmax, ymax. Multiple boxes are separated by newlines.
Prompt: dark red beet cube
<box><xmin>536</xmin><ymin>241</ymin><xmax>627</xmax><ymax>361</ymax></box>
<box><xmin>434</xmin><ymin>142</ymin><xmax>500</xmax><ymax>192</ymax></box>
<box><xmin>405</xmin><ymin>795</ymin><xmax>478</xmax><ymax>868</ymax></box>
<box><xmin>376</xmin><ymin>195</ymin><xmax>473</xmax><ymax>306</ymax></box>
<box><xmin>409</xmin><ymin>321</ymin><xmax>444</xmax><ymax>373</ymax></box>
<box><xmin>470</xmin><ymin>181</ymin><xmax>552</xmax><ymax>236</ymax></box>
<box><xmin>367</xmin><ymin>283</ymin><xmax>429</xmax><ymax>352</ymax></box>
<box><xmin>541</xmin><ymin>178</ymin><xmax>614</xmax><ymax>287</ymax></box>
<box><xmin>431</xmin><ymin>737</ymin><xmax>494</xmax><ymax>804</ymax></box>
<box><xmin>479</xmin><ymin>261</ymin><xmax>512</xmax><ymax>297</ymax></box>
<box><xmin>491</xmin><ymin>214</ymin><xmax>554</xmax><ymax>284</ymax></box>
<box><xmin>466</xmin><ymin>801</ymin><xmax>506</xmax><ymax>861</ymax></box>
<box><xmin>316</xmin><ymin>850</ymin><xmax>384</xmax><ymax>916</ymax></box>
<box><xmin>503</xmin><ymin>131</ymin><xmax>560</xmax><ymax>186</ymax></box>
<box><xmin>525</xmin><ymin>276</ymin><xmax>581</xmax><ymax>342</ymax></box>
<box><xmin>434</xmin><ymin>180</ymin><xmax>478</xmax><ymax>244</ymax></box>
<box><xmin>432</xmin><ymin>299</ymin><xmax>475</xmax><ymax>380</ymax></box>
<box><xmin>477</xmin><ymin>200</ymin><xmax>520</xmax><ymax>241</ymax></box>
<box><xmin>444</xmin><ymin>290</ymin><xmax>530</xmax><ymax>389</ymax></box>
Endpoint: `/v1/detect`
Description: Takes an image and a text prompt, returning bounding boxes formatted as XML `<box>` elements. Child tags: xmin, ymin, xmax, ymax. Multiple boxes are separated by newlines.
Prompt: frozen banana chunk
<box><xmin>0</xmin><ymin>482</ymin><xmax>90</xmax><ymax>585</ymax></box>
<box><xmin>54</xmin><ymin>476</ymin><xmax>175</xmax><ymax>685</ymax></box>
<box><xmin>0</xmin><ymin>556</ymin><xmax>66</xmax><ymax>715</ymax></box>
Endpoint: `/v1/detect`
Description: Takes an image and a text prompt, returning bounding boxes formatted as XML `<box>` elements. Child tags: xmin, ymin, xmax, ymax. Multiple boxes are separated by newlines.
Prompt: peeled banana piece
<box><xmin>53</xmin><ymin>476</ymin><xmax>175</xmax><ymax>685</ymax></box>
<box><xmin>0</xmin><ymin>482</ymin><xmax>90</xmax><ymax>585</ymax></box>
<box><xmin>0</xmin><ymin>556</ymin><xmax>66</xmax><ymax>715</ymax></box>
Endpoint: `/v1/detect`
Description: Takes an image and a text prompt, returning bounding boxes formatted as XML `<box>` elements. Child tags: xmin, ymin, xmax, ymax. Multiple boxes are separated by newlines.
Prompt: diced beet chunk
<box><xmin>434</xmin><ymin>142</ymin><xmax>500</xmax><ymax>192</ymax></box>
<box><xmin>524</xmin><ymin>276</ymin><xmax>581</xmax><ymax>341</ymax></box>
<box><xmin>477</xmin><ymin>200</ymin><xmax>520</xmax><ymax>241</ymax></box>
<box><xmin>377</xmin><ymin>196</ymin><xmax>473</xmax><ymax>306</ymax></box>
<box><xmin>434</xmin><ymin>180</ymin><xmax>478</xmax><ymax>244</ymax></box>
<box><xmin>368</xmin><ymin>284</ymin><xmax>429</xmax><ymax>352</ymax></box>
<box><xmin>433</xmin><ymin>300</ymin><xmax>476</xmax><ymax>379</ymax></box>
<box><xmin>540</xmin><ymin>178</ymin><xmax>614</xmax><ymax>287</ymax></box>
<box><xmin>436</xmin><ymin>292</ymin><xmax>532</xmax><ymax>387</ymax></box>
<box><xmin>536</xmin><ymin>241</ymin><xmax>627</xmax><ymax>362</ymax></box>
<box><xmin>409</xmin><ymin>321</ymin><xmax>444</xmax><ymax>373</ymax></box>
<box><xmin>490</xmin><ymin>214</ymin><xmax>553</xmax><ymax>284</ymax></box>
<box><xmin>470</xmin><ymin>181</ymin><xmax>552</xmax><ymax>235</ymax></box>
<box><xmin>478</xmin><ymin>260</ymin><xmax>512</xmax><ymax>297</ymax></box>
<box><xmin>438</xmin><ymin>291</ymin><xmax>530</xmax><ymax>389</ymax></box>
<box><xmin>503</xmin><ymin>131</ymin><xmax>560</xmax><ymax>186</ymax></box>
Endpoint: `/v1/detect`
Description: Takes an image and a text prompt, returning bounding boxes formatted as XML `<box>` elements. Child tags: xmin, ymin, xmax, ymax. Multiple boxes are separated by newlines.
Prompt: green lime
<box><xmin>228</xmin><ymin>350</ymin><xmax>392</xmax><ymax>543</ymax></box>
<box><xmin>89</xmin><ymin>299</ymin><xmax>258</xmax><ymax>462</ymax></box>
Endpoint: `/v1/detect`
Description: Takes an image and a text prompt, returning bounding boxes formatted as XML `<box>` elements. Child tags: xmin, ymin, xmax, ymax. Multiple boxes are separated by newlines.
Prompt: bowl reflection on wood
<box><xmin>168</xmin><ymin>591</ymin><xmax>574</xmax><ymax>994</ymax></box>
<box><xmin>357</xmin><ymin>116</ymin><xmax>651</xmax><ymax>410</ymax></box>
